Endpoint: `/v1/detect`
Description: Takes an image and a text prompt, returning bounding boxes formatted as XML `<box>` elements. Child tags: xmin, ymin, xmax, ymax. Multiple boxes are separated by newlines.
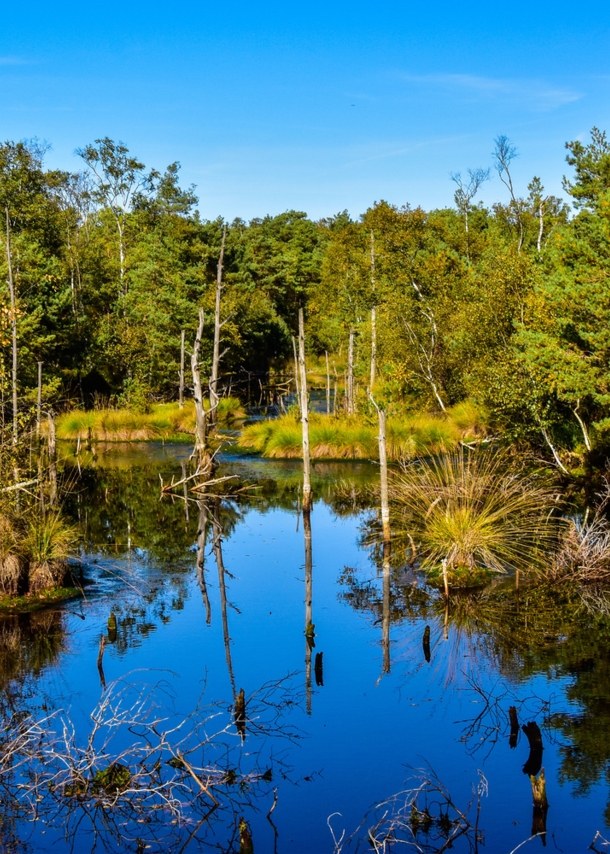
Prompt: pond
<box><xmin>1</xmin><ymin>444</ymin><xmax>609</xmax><ymax>853</ymax></box>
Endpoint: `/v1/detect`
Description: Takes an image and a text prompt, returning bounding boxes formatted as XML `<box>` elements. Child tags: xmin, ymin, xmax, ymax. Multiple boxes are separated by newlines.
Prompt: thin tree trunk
<box><xmin>191</xmin><ymin>308</ymin><xmax>208</xmax><ymax>468</ymax></box>
<box><xmin>537</xmin><ymin>199</ymin><xmax>544</xmax><ymax>254</ymax></box>
<box><xmin>5</xmin><ymin>208</ymin><xmax>17</xmax><ymax>445</ymax></box>
<box><xmin>304</xmin><ymin>504</ymin><xmax>313</xmax><ymax>714</ymax></box>
<box><xmin>370</xmin><ymin>393</ymin><xmax>391</xmax><ymax>544</ymax></box>
<box><xmin>381</xmin><ymin>538</ymin><xmax>391</xmax><ymax>676</ymax></box>
<box><xmin>292</xmin><ymin>335</ymin><xmax>300</xmax><ymax>401</ymax></box>
<box><xmin>209</xmin><ymin>224</ymin><xmax>227</xmax><ymax>429</ymax></box>
<box><xmin>298</xmin><ymin>308</ymin><xmax>312</xmax><ymax>512</ymax></box>
<box><xmin>347</xmin><ymin>328</ymin><xmax>355</xmax><ymax>415</ymax></box>
<box><xmin>370</xmin><ymin>230</ymin><xmax>377</xmax><ymax>390</ymax></box>
<box><xmin>36</xmin><ymin>361</ymin><xmax>42</xmax><ymax>439</ymax></box>
<box><xmin>179</xmin><ymin>330</ymin><xmax>185</xmax><ymax>409</ymax></box>
<box><xmin>196</xmin><ymin>499</ymin><xmax>211</xmax><ymax>624</ymax></box>
<box><xmin>213</xmin><ymin>506</ymin><xmax>236</xmax><ymax>700</ymax></box>
<box><xmin>48</xmin><ymin>410</ymin><xmax>57</xmax><ymax>506</ymax></box>
<box><xmin>325</xmin><ymin>350</ymin><xmax>331</xmax><ymax>415</ymax></box>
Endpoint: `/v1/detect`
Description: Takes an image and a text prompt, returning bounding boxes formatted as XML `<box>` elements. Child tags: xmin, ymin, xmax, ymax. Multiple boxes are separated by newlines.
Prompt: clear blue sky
<box><xmin>2</xmin><ymin>1</ymin><xmax>609</xmax><ymax>220</ymax></box>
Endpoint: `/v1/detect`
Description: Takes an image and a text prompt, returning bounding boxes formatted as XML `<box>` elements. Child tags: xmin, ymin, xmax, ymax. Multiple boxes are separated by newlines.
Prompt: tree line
<box><xmin>1</xmin><ymin>129</ymin><xmax>610</xmax><ymax>463</ymax></box>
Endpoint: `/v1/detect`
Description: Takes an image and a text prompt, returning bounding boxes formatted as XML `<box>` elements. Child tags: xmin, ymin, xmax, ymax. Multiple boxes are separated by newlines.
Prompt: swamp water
<box><xmin>1</xmin><ymin>444</ymin><xmax>610</xmax><ymax>852</ymax></box>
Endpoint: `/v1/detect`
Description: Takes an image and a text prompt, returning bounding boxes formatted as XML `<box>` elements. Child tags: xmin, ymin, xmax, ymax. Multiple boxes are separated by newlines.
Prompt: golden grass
<box><xmin>56</xmin><ymin>399</ymin><xmax>246</xmax><ymax>442</ymax></box>
<box><xmin>237</xmin><ymin>406</ymin><xmax>484</xmax><ymax>461</ymax></box>
<box><xmin>391</xmin><ymin>448</ymin><xmax>560</xmax><ymax>581</ymax></box>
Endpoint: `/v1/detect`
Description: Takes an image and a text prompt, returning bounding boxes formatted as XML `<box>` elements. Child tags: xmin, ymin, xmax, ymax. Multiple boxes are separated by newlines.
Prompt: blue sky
<box><xmin>2</xmin><ymin>1</ymin><xmax>609</xmax><ymax>219</ymax></box>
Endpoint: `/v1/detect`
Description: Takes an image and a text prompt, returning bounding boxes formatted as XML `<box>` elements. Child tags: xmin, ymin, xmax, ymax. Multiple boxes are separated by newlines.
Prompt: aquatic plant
<box><xmin>390</xmin><ymin>448</ymin><xmax>560</xmax><ymax>585</ymax></box>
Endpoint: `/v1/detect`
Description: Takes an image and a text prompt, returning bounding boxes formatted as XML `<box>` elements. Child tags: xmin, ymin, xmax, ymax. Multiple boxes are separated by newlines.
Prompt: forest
<box><xmin>1</xmin><ymin>128</ymin><xmax>609</xmax><ymax>471</ymax></box>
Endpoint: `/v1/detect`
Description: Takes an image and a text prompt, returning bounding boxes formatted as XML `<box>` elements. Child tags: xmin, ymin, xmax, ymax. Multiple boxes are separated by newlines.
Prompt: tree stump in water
<box><xmin>239</xmin><ymin>817</ymin><xmax>254</xmax><ymax>854</ymax></box>
<box><xmin>234</xmin><ymin>688</ymin><xmax>246</xmax><ymax>741</ymax></box>
<box><xmin>530</xmin><ymin>768</ymin><xmax>549</xmax><ymax>841</ymax></box>
<box><xmin>314</xmin><ymin>651</ymin><xmax>324</xmax><ymax>686</ymax></box>
<box><xmin>422</xmin><ymin>625</ymin><xmax>431</xmax><ymax>663</ymax></box>
<box><xmin>509</xmin><ymin>705</ymin><xmax>519</xmax><ymax>749</ymax></box>
<box><xmin>522</xmin><ymin>721</ymin><xmax>543</xmax><ymax>776</ymax></box>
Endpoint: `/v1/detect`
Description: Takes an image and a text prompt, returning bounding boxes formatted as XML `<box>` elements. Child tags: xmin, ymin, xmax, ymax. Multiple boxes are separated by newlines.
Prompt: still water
<box><xmin>1</xmin><ymin>444</ymin><xmax>609</xmax><ymax>852</ymax></box>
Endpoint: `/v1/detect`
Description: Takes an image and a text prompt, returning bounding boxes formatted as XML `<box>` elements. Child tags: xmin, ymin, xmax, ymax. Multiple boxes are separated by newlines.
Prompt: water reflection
<box><xmin>3</xmin><ymin>450</ymin><xmax>610</xmax><ymax>850</ymax></box>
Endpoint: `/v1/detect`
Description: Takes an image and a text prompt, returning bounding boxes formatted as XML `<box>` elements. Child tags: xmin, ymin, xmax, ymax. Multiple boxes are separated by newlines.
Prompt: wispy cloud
<box><xmin>398</xmin><ymin>73</ymin><xmax>581</xmax><ymax>110</ymax></box>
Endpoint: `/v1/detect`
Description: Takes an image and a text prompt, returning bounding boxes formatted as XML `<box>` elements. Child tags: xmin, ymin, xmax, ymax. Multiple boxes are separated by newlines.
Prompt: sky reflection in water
<box><xmin>0</xmin><ymin>444</ymin><xmax>609</xmax><ymax>852</ymax></box>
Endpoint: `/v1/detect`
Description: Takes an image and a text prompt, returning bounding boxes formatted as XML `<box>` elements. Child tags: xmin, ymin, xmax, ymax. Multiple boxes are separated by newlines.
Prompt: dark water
<box><xmin>1</xmin><ymin>444</ymin><xmax>610</xmax><ymax>853</ymax></box>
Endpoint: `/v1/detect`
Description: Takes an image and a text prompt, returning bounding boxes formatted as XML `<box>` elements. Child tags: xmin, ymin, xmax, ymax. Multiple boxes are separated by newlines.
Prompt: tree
<box><xmin>77</xmin><ymin>138</ymin><xmax>154</xmax><ymax>288</ymax></box>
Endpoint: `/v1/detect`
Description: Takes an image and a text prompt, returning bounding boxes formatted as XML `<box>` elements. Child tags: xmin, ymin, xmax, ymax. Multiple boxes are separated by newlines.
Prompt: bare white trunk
<box><xmin>298</xmin><ymin>308</ymin><xmax>312</xmax><ymax>511</ymax></box>
<box><xmin>347</xmin><ymin>328</ymin><xmax>355</xmax><ymax>415</ymax></box>
<box><xmin>573</xmin><ymin>400</ymin><xmax>592</xmax><ymax>452</ymax></box>
<box><xmin>191</xmin><ymin>308</ymin><xmax>208</xmax><ymax>463</ymax></box>
<box><xmin>209</xmin><ymin>224</ymin><xmax>227</xmax><ymax>429</ymax></box>
<box><xmin>304</xmin><ymin>505</ymin><xmax>313</xmax><ymax>714</ymax></box>
<box><xmin>325</xmin><ymin>350</ymin><xmax>331</xmax><ymax>415</ymax></box>
<box><xmin>370</xmin><ymin>231</ymin><xmax>377</xmax><ymax>390</ymax></box>
<box><xmin>179</xmin><ymin>330</ymin><xmax>185</xmax><ymax>409</ymax></box>
<box><xmin>5</xmin><ymin>208</ymin><xmax>17</xmax><ymax>445</ymax></box>
<box><xmin>292</xmin><ymin>335</ymin><xmax>300</xmax><ymax>401</ymax></box>
<box><xmin>537</xmin><ymin>199</ymin><xmax>544</xmax><ymax>254</ymax></box>
<box><xmin>36</xmin><ymin>361</ymin><xmax>42</xmax><ymax>439</ymax></box>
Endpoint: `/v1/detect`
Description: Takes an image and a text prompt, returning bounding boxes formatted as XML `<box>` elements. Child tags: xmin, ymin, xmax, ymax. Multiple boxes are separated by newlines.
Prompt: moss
<box><xmin>0</xmin><ymin>585</ymin><xmax>82</xmax><ymax>614</ymax></box>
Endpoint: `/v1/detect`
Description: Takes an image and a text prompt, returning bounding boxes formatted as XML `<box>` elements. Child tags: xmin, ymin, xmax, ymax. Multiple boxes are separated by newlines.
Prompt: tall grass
<box><xmin>56</xmin><ymin>399</ymin><xmax>246</xmax><ymax>442</ymax></box>
<box><xmin>390</xmin><ymin>448</ymin><xmax>560</xmax><ymax>584</ymax></box>
<box><xmin>237</xmin><ymin>408</ymin><xmax>476</xmax><ymax>461</ymax></box>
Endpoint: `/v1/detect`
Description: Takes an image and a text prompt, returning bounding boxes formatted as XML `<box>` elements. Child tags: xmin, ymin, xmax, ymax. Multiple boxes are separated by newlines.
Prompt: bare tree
<box><xmin>77</xmin><ymin>138</ymin><xmax>154</xmax><ymax>289</ymax></box>
<box><xmin>493</xmin><ymin>135</ymin><xmax>524</xmax><ymax>252</ymax></box>
<box><xmin>209</xmin><ymin>224</ymin><xmax>227</xmax><ymax>429</ymax></box>
<box><xmin>191</xmin><ymin>308</ymin><xmax>209</xmax><ymax>468</ymax></box>
<box><xmin>298</xmin><ymin>308</ymin><xmax>313</xmax><ymax>512</ymax></box>
<box><xmin>4</xmin><ymin>208</ymin><xmax>17</xmax><ymax>444</ymax></box>
<box><xmin>450</xmin><ymin>167</ymin><xmax>490</xmax><ymax>252</ymax></box>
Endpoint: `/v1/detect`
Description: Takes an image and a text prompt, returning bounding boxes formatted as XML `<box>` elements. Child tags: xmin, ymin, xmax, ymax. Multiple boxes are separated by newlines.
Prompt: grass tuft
<box><xmin>56</xmin><ymin>399</ymin><xmax>246</xmax><ymax>442</ymax></box>
<box><xmin>390</xmin><ymin>448</ymin><xmax>560</xmax><ymax>583</ymax></box>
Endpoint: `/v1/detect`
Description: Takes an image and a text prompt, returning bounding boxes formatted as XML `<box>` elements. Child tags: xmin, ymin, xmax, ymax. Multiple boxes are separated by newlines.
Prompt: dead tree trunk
<box><xmin>304</xmin><ymin>500</ymin><xmax>313</xmax><ymax>714</ymax></box>
<box><xmin>179</xmin><ymin>330</ymin><xmax>185</xmax><ymax>409</ymax></box>
<box><xmin>347</xmin><ymin>327</ymin><xmax>355</xmax><ymax>415</ymax></box>
<box><xmin>370</xmin><ymin>393</ymin><xmax>391</xmax><ymax>544</ymax></box>
<box><xmin>325</xmin><ymin>350</ymin><xmax>331</xmax><ymax>415</ymax></box>
<box><xmin>191</xmin><ymin>308</ymin><xmax>209</xmax><ymax>470</ymax></box>
<box><xmin>292</xmin><ymin>335</ymin><xmax>300</xmax><ymax>401</ymax></box>
<box><xmin>48</xmin><ymin>410</ymin><xmax>57</xmax><ymax>506</ymax></box>
<box><xmin>5</xmin><ymin>208</ymin><xmax>17</xmax><ymax>445</ymax></box>
<box><xmin>298</xmin><ymin>308</ymin><xmax>313</xmax><ymax>512</ymax></box>
<box><xmin>196</xmin><ymin>500</ymin><xmax>211</xmax><ymax>624</ymax></box>
<box><xmin>370</xmin><ymin>230</ymin><xmax>376</xmax><ymax>390</ymax></box>
<box><xmin>209</xmin><ymin>224</ymin><xmax>227</xmax><ymax>430</ymax></box>
<box><xmin>36</xmin><ymin>361</ymin><xmax>42</xmax><ymax>439</ymax></box>
<box><xmin>381</xmin><ymin>538</ymin><xmax>391</xmax><ymax>676</ymax></box>
<box><xmin>212</xmin><ymin>504</ymin><xmax>236</xmax><ymax>700</ymax></box>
